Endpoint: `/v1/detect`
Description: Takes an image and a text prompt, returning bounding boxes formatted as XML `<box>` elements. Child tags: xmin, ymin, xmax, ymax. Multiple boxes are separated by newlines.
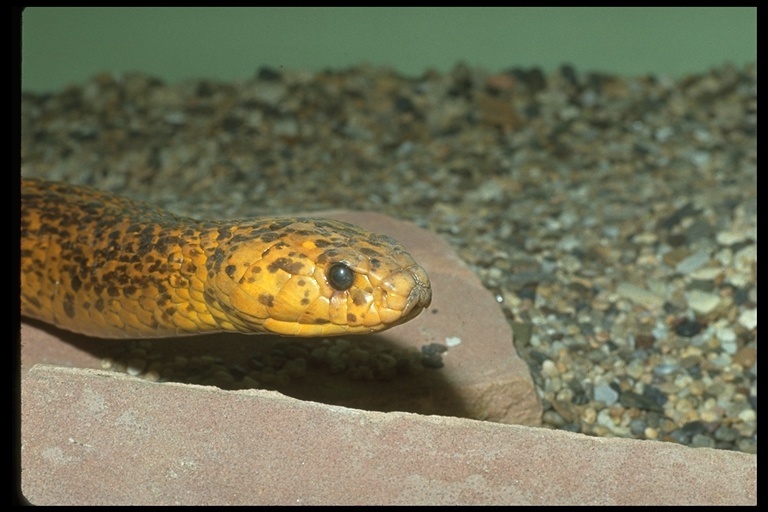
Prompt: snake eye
<box><xmin>327</xmin><ymin>262</ymin><xmax>354</xmax><ymax>291</ymax></box>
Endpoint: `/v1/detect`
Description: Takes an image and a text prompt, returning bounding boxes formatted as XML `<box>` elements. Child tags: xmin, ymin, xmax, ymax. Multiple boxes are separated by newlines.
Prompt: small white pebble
<box><xmin>738</xmin><ymin>409</ymin><xmax>756</xmax><ymax>423</ymax></box>
<box><xmin>686</xmin><ymin>289</ymin><xmax>720</xmax><ymax>314</ymax></box>
<box><xmin>445</xmin><ymin>336</ymin><xmax>461</xmax><ymax>347</ymax></box>
<box><xmin>738</xmin><ymin>309</ymin><xmax>757</xmax><ymax>330</ymax></box>
<box><xmin>541</xmin><ymin>360</ymin><xmax>559</xmax><ymax>378</ymax></box>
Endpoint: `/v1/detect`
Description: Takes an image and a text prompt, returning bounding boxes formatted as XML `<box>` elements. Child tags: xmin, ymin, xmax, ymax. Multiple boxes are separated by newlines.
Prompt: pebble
<box><xmin>593</xmin><ymin>384</ymin><xmax>619</xmax><ymax>406</ymax></box>
<box><xmin>615</xmin><ymin>283</ymin><xmax>665</xmax><ymax>310</ymax></box>
<box><xmin>675</xmin><ymin>250</ymin><xmax>712</xmax><ymax>274</ymax></box>
<box><xmin>674</xmin><ymin>319</ymin><xmax>704</xmax><ymax>338</ymax></box>
<box><xmin>738</xmin><ymin>309</ymin><xmax>757</xmax><ymax>330</ymax></box>
<box><xmin>732</xmin><ymin>347</ymin><xmax>756</xmax><ymax>369</ymax></box>
<box><xmin>644</xmin><ymin>427</ymin><xmax>659</xmax><ymax>440</ymax></box>
<box><xmin>125</xmin><ymin>358</ymin><xmax>147</xmax><ymax>376</ymax></box>
<box><xmin>690</xmin><ymin>434</ymin><xmax>716</xmax><ymax>449</ymax></box>
<box><xmin>23</xmin><ymin>62</ymin><xmax>756</xmax><ymax>453</ymax></box>
<box><xmin>685</xmin><ymin>290</ymin><xmax>721</xmax><ymax>315</ymax></box>
<box><xmin>738</xmin><ymin>409</ymin><xmax>756</xmax><ymax>423</ymax></box>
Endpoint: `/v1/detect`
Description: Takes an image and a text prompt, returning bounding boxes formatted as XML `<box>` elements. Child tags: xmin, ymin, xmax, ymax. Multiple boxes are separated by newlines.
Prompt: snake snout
<box><xmin>397</xmin><ymin>264</ymin><xmax>432</xmax><ymax>322</ymax></box>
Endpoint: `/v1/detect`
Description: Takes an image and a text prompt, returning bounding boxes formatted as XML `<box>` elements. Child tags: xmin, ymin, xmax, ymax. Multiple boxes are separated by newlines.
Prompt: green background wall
<box><xmin>21</xmin><ymin>7</ymin><xmax>755</xmax><ymax>93</ymax></box>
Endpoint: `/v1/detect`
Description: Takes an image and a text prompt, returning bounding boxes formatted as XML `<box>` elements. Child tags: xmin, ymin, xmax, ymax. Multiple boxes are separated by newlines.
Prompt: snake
<box><xmin>20</xmin><ymin>178</ymin><xmax>431</xmax><ymax>339</ymax></box>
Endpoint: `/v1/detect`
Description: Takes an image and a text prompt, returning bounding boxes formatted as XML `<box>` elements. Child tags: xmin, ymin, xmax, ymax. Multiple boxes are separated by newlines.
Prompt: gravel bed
<box><xmin>21</xmin><ymin>62</ymin><xmax>756</xmax><ymax>453</ymax></box>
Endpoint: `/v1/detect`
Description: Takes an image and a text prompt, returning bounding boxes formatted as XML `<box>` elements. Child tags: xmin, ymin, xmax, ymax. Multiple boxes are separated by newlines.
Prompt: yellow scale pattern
<box><xmin>21</xmin><ymin>179</ymin><xmax>431</xmax><ymax>338</ymax></box>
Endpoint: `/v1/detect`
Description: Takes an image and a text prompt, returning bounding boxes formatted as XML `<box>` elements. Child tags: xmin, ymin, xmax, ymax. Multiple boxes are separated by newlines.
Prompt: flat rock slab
<box><xmin>21</xmin><ymin>365</ymin><xmax>755</xmax><ymax>505</ymax></box>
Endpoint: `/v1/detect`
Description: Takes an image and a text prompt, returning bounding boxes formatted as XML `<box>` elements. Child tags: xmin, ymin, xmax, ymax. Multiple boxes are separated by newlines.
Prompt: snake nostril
<box><xmin>327</xmin><ymin>262</ymin><xmax>355</xmax><ymax>291</ymax></box>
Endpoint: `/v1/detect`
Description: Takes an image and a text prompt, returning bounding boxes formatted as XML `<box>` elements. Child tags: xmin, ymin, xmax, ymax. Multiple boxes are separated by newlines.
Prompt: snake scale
<box><xmin>21</xmin><ymin>178</ymin><xmax>431</xmax><ymax>338</ymax></box>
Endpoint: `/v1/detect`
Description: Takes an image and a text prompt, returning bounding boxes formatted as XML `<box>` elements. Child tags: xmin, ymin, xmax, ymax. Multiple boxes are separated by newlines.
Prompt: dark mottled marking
<box><xmin>258</xmin><ymin>293</ymin><xmax>275</xmax><ymax>307</ymax></box>
<box><xmin>351</xmin><ymin>290</ymin><xmax>367</xmax><ymax>306</ymax></box>
<box><xmin>137</xmin><ymin>227</ymin><xmax>157</xmax><ymax>256</ymax></box>
<box><xmin>347</xmin><ymin>313</ymin><xmax>357</xmax><ymax>322</ymax></box>
<box><xmin>268</xmin><ymin>257</ymin><xmax>305</xmax><ymax>275</ymax></box>
<box><xmin>268</xmin><ymin>220</ymin><xmax>294</xmax><ymax>231</ymax></box>
<box><xmin>63</xmin><ymin>293</ymin><xmax>75</xmax><ymax>319</ymax></box>
<box><xmin>217</xmin><ymin>227</ymin><xmax>233</xmax><ymax>241</ymax></box>
<box><xmin>230</xmin><ymin>234</ymin><xmax>251</xmax><ymax>244</ymax></box>
<box><xmin>375</xmin><ymin>234</ymin><xmax>397</xmax><ymax>246</ymax></box>
<box><xmin>257</xmin><ymin>232</ymin><xmax>281</xmax><ymax>243</ymax></box>
<box><xmin>314</xmin><ymin>318</ymin><xmax>330</xmax><ymax>324</ymax></box>
<box><xmin>210</xmin><ymin>247</ymin><xmax>227</xmax><ymax>270</ymax></box>
<box><xmin>225</xmin><ymin>264</ymin><xmax>237</xmax><ymax>278</ymax></box>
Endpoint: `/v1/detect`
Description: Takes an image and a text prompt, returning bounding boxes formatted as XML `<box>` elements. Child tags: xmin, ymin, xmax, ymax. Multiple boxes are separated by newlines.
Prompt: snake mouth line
<box><xmin>399</xmin><ymin>282</ymin><xmax>432</xmax><ymax>324</ymax></box>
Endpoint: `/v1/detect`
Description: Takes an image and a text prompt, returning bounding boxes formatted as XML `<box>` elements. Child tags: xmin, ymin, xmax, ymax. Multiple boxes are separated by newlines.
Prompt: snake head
<box><xmin>206</xmin><ymin>218</ymin><xmax>432</xmax><ymax>336</ymax></box>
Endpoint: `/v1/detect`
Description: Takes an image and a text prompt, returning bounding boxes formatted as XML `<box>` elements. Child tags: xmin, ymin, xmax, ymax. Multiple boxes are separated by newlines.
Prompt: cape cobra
<box><xmin>21</xmin><ymin>178</ymin><xmax>431</xmax><ymax>338</ymax></box>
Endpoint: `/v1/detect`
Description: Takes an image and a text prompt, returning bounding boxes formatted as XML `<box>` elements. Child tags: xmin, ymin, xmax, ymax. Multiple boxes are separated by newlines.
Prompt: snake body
<box><xmin>21</xmin><ymin>178</ymin><xmax>431</xmax><ymax>338</ymax></box>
